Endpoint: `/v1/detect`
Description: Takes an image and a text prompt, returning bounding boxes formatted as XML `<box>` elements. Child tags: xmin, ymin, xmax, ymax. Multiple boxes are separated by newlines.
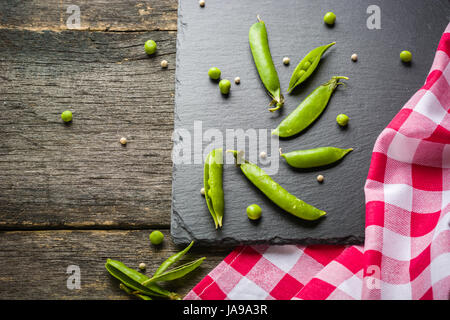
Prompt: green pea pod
<box><xmin>153</xmin><ymin>241</ymin><xmax>194</xmax><ymax>277</ymax></box>
<box><xmin>273</xmin><ymin>76</ymin><xmax>348</xmax><ymax>138</ymax></box>
<box><xmin>204</xmin><ymin>149</ymin><xmax>224</xmax><ymax>228</ymax></box>
<box><xmin>228</xmin><ymin>150</ymin><xmax>326</xmax><ymax>221</ymax></box>
<box><xmin>119</xmin><ymin>283</ymin><xmax>152</xmax><ymax>300</ymax></box>
<box><xmin>287</xmin><ymin>42</ymin><xmax>335</xmax><ymax>93</ymax></box>
<box><xmin>105</xmin><ymin>259</ymin><xmax>180</xmax><ymax>300</ymax></box>
<box><xmin>142</xmin><ymin>257</ymin><xmax>206</xmax><ymax>286</ymax></box>
<box><xmin>249</xmin><ymin>16</ymin><xmax>284</xmax><ymax>112</ymax></box>
<box><xmin>280</xmin><ymin>147</ymin><xmax>353</xmax><ymax>168</ymax></box>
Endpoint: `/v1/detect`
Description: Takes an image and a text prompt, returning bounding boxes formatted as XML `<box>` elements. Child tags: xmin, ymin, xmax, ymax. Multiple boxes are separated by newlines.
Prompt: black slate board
<box><xmin>171</xmin><ymin>0</ymin><xmax>449</xmax><ymax>245</ymax></box>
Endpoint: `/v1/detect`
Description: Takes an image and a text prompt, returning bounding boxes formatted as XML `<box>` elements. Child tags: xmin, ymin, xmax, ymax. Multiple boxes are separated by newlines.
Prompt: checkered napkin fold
<box><xmin>185</xmin><ymin>23</ymin><xmax>450</xmax><ymax>300</ymax></box>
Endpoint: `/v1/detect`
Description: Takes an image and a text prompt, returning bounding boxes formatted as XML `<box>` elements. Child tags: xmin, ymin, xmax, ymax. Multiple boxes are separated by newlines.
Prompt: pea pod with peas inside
<box><xmin>287</xmin><ymin>42</ymin><xmax>335</xmax><ymax>93</ymax></box>
<box><xmin>272</xmin><ymin>76</ymin><xmax>348</xmax><ymax>138</ymax></box>
<box><xmin>228</xmin><ymin>150</ymin><xmax>326</xmax><ymax>221</ymax></box>
<box><xmin>249</xmin><ymin>16</ymin><xmax>284</xmax><ymax>112</ymax></box>
<box><xmin>280</xmin><ymin>147</ymin><xmax>353</xmax><ymax>169</ymax></box>
<box><xmin>204</xmin><ymin>148</ymin><xmax>224</xmax><ymax>228</ymax></box>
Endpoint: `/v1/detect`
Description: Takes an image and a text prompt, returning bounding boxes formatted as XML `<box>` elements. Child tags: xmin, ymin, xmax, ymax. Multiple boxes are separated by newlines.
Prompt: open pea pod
<box><xmin>153</xmin><ymin>241</ymin><xmax>194</xmax><ymax>277</ymax></box>
<box><xmin>204</xmin><ymin>149</ymin><xmax>224</xmax><ymax>228</ymax></box>
<box><xmin>288</xmin><ymin>42</ymin><xmax>335</xmax><ymax>93</ymax></box>
<box><xmin>142</xmin><ymin>257</ymin><xmax>206</xmax><ymax>286</ymax></box>
<box><xmin>105</xmin><ymin>259</ymin><xmax>180</xmax><ymax>300</ymax></box>
<box><xmin>119</xmin><ymin>283</ymin><xmax>152</xmax><ymax>300</ymax></box>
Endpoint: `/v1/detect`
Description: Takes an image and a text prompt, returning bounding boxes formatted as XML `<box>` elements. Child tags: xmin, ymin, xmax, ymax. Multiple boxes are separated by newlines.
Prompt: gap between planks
<box><xmin>0</xmin><ymin>26</ymin><xmax>177</xmax><ymax>33</ymax></box>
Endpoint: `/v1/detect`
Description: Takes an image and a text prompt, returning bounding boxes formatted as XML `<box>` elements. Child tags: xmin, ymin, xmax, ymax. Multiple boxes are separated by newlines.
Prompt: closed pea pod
<box><xmin>288</xmin><ymin>42</ymin><xmax>335</xmax><ymax>93</ymax></box>
<box><xmin>204</xmin><ymin>148</ymin><xmax>224</xmax><ymax>228</ymax></box>
<box><xmin>249</xmin><ymin>16</ymin><xmax>284</xmax><ymax>112</ymax></box>
<box><xmin>273</xmin><ymin>76</ymin><xmax>348</xmax><ymax>138</ymax></box>
<box><xmin>280</xmin><ymin>147</ymin><xmax>353</xmax><ymax>169</ymax></box>
<box><xmin>228</xmin><ymin>150</ymin><xmax>325</xmax><ymax>221</ymax></box>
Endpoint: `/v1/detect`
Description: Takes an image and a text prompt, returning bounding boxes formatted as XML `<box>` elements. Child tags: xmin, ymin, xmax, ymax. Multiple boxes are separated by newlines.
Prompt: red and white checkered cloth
<box><xmin>185</xmin><ymin>24</ymin><xmax>450</xmax><ymax>300</ymax></box>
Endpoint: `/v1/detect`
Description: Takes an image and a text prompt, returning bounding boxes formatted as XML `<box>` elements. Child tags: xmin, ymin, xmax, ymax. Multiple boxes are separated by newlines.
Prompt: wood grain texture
<box><xmin>0</xmin><ymin>230</ymin><xmax>228</xmax><ymax>299</ymax></box>
<box><xmin>0</xmin><ymin>0</ymin><xmax>228</xmax><ymax>299</ymax></box>
<box><xmin>0</xmin><ymin>29</ymin><xmax>176</xmax><ymax>229</ymax></box>
<box><xmin>0</xmin><ymin>0</ymin><xmax>177</xmax><ymax>32</ymax></box>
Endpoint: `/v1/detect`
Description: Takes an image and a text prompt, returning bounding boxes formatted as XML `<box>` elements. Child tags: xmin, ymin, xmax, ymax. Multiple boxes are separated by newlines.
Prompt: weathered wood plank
<box><xmin>0</xmin><ymin>29</ymin><xmax>177</xmax><ymax>228</ymax></box>
<box><xmin>0</xmin><ymin>0</ymin><xmax>177</xmax><ymax>31</ymax></box>
<box><xmin>0</xmin><ymin>230</ymin><xmax>229</xmax><ymax>299</ymax></box>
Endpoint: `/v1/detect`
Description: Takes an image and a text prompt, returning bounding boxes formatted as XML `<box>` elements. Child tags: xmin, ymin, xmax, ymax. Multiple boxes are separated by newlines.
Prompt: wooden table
<box><xmin>0</xmin><ymin>0</ymin><xmax>229</xmax><ymax>299</ymax></box>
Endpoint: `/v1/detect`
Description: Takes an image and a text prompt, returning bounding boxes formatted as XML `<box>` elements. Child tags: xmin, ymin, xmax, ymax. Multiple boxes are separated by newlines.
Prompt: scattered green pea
<box><xmin>400</xmin><ymin>50</ymin><xmax>412</xmax><ymax>63</ymax></box>
<box><xmin>246</xmin><ymin>204</ymin><xmax>262</xmax><ymax>220</ymax></box>
<box><xmin>219</xmin><ymin>79</ymin><xmax>231</xmax><ymax>94</ymax></box>
<box><xmin>144</xmin><ymin>40</ymin><xmax>157</xmax><ymax>55</ymax></box>
<box><xmin>61</xmin><ymin>110</ymin><xmax>73</xmax><ymax>122</ymax></box>
<box><xmin>208</xmin><ymin>67</ymin><xmax>221</xmax><ymax>80</ymax></box>
<box><xmin>336</xmin><ymin>113</ymin><xmax>349</xmax><ymax>126</ymax></box>
<box><xmin>149</xmin><ymin>230</ymin><xmax>164</xmax><ymax>245</ymax></box>
<box><xmin>323</xmin><ymin>12</ymin><xmax>336</xmax><ymax>25</ymax></box>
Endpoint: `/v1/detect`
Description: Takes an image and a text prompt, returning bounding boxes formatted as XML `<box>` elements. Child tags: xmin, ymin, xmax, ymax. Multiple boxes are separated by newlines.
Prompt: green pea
<box><xmin>208</xmin><ymin>67</ymin><xmax>221</xmax><ymax>80</ymax></box>
<box><xmin>246</xmin><ymin>204</ymin><xmax>262</xmax><ymax>220</ymax></box>
<box><xmin>400</xmin><ymin>50</ymin><xmax>412</xmax><ymax>62</ymax></box>
<box><xmin>149</xmin><ymin>230</ymin><xmax>164</xmax><ymax>245</ymax></box>
<box><xmin>336</xmin><ymin>114</ymin><xmax>349</xmax><ymax>126</ymax></box>
<box><xmin>61</xmin><ymin>110</ymin><xmax>73</xmax><ymax>122</ymax></box>
<box><xmin>323</xmin><ymin>12</ymin><xmax>336</xmax><ymax>25</ymax></box>
<box><xmin>144</xmin><ymin>40</ymin><xmax>157</xmax><ymax>55</ymax></box>
<box><xmin>302</xmin><ymin>61</ymin><xmax>311</xmax><ymax>70</ymax></box>
<box><xmin>219</xmin><ymin>79</ymin><xmax>231</xmax><ymax>94</ymax></box>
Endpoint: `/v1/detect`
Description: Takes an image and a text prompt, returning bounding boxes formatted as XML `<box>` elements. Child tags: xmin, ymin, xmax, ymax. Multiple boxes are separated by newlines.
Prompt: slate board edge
<box><xmin>169</xmin><ymin>0</ymin><xmax>368</xmax><ymax>246</ymax></box>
